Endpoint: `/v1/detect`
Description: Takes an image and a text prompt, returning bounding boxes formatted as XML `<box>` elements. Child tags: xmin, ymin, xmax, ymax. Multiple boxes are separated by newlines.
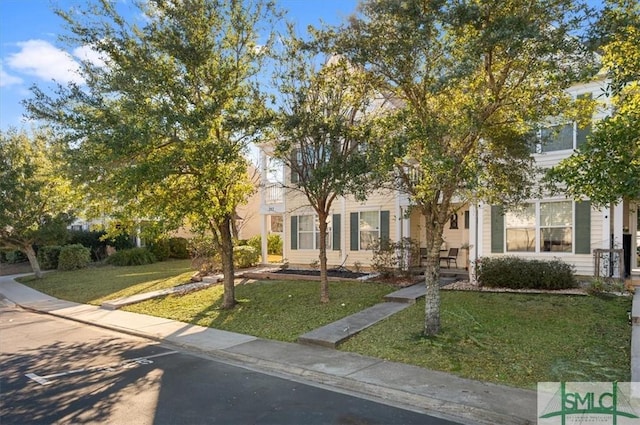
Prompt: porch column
<box><xmin>261</xmin><ymin>214</ymin><xmax>268</xmax><ymax>266</ymax></box>
<box><xmin>470</xmin><ymin>203</ymin><xmax>481</xmax><ymax>283</ymax></box>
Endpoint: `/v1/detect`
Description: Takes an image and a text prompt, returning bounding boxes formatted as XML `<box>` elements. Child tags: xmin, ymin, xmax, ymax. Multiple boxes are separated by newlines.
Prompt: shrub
<box><xmin>189</xmin><ymin>236</ymin><xmax>218</xmax><ymax>275</ymax></box>
<box><xmin>67</xmin><ymin>230</ymin><xmax>109</xmax><ymax>261</ymax></box>
<box><xmin>246</xmin><ymin>234</ymin><xmax>282</xmax><ymax>256</ymax></box>
<box><xmin>168</xmin><ymin>237</ymin><xmax>189</xmax><ymax>259</ymax></box>
<box><xmin>58</xmin><ymin>244</ymin><xmax>91</xmax><ymax>271</ymax></box>
<box><xmin>247</xmin><ymin>235</ymin><xmax>261</xmax><ymax>253</ymax></box>
<box><xmin>234</xmin><ymin>245</ymin><xmax>259</xmax><ymax>268</ymax></box>
<box><xmin>371</xmin><ymin>238</ymin><xmax>397</xmax><ymax>278</ymax></box>
<box><xmin>476</xmin><ymin>256</ymin><xmax>577</xmax><ymax>290</ymax></box>
<box><xmin>106</xmin><ymin>248</ymin><xmax>157</xmax><ymax>266</ymax></box>
<box><xmin>267</xmin><ymin>234</ymin><xmax>282</xmax><ymax>255</ymax></box>
<box><xmin>37</xmin><ymin>245</ymin><xmax>62</xmax><ymax>270</ymax></box>
<box><xmin>2</xmin><ymin>250</ymin><xmax>27</xmax><ymax>264</ymax></box>
<box><xmin>148</xmin><ymin>239</ymin><xmax>171</xmax><ymax>261</ymax></box>
<box><xmin>371</xmin><ymin>237</ymin><xmax>420</xmax><ymax>278</ymax></box>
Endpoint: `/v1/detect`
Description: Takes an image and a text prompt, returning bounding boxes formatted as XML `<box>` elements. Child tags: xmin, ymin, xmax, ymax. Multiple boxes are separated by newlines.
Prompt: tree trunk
<box><xmin>422</xmin><ymin>215</ymin><xmax>445</xmax><ymax>336</ymax></box>
<box><xmin>318</xmin><ymin>211</ymin><xmax>329</xmax><ymax>304</ymax></box>
<box><xmin>423</xmin><ymin>245</ymin><xmax>441</xmax><ymax>335</ymax></box>
<box><xmin>23</xmin><ymin>244</ymin><xmax>43</xmax><ymax>279</ymax></box>
<box><xmin>219</xmin><ymin>215</ymin><xmax>236</xmax><ymax>309</ymax></box>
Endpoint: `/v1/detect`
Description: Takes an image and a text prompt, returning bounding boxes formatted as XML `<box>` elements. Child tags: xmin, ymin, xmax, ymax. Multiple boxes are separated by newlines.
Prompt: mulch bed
<box><xmin>273</xmin><ymin>268</ymin><xmax>369</xmax><ymax>279</ymax></box>
<box><xmin>0</xmin><ymin>262</ymin><xmax>32</xmax><ymax>276</ymax></box>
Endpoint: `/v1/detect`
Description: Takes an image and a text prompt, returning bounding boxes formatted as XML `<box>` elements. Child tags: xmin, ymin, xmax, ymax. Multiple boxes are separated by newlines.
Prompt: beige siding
<box><xmin>480</xmin><ymin>202</ymin><xmax>601</xmax><ymax>276</ymax></box>
<box><xmin>283</xmin><ymin>188</ymin><xmax>399</xmax><ymax>268</ymax></box>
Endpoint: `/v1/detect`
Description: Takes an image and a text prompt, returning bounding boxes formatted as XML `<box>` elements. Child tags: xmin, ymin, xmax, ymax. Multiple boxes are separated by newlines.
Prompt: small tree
<box><xmin>0</xmin><ymin>129</ymin><xmax>75</xmax><ymax>277</ymax></box>
<box><xmin>324</xmin><ymin>0</ymin><xmax>596</xmax><ymax>334</ymax></box>
<box><xmin>547</xmin><ymin>0</ymin><xmax>640</xmax><ymax>206</ymax></box>
<box><xmin>271</xmin><ymin>33</ymin><xmax>381</xmax><ymax>303</ymax></box>
<box><xmin>25</xmin><ymin>0</ymin><xmax>280</xmax><ymax>308</ymax></box>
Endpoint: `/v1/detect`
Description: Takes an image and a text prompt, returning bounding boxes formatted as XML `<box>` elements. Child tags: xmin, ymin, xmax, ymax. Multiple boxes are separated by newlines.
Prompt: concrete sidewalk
<box><xmin>0</xmin><ymin>275</ymin><xmax>537</xmax><ymax>425</ymax></box>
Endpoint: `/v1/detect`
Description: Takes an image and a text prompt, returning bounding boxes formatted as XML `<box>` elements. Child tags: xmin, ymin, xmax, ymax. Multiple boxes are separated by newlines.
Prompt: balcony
<box><xmin>261</xmin><ymin>183</ymin><xmax>285</xmax><ymax>214</ymax></box>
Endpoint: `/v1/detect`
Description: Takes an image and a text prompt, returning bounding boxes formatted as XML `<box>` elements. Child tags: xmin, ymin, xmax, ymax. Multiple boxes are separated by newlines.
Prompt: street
<box><xmin>0</xmin><ymin>302</ymin><xmax>460</xmax><ymax>425</ymax></box>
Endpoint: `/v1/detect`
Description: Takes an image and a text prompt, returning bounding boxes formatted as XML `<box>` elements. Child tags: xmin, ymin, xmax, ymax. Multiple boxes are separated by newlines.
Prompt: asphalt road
<box><xmin>0</xmin><ymin>302</ymin><xmax>460</xmax><ymax>425</ymax></box>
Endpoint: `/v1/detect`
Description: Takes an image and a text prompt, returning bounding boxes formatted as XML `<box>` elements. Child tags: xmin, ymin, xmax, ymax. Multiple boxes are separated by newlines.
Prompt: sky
<box><xmin>0</xmin><ymin>0</ymin><xmax>359</xmax><ymax>131</ymax></box>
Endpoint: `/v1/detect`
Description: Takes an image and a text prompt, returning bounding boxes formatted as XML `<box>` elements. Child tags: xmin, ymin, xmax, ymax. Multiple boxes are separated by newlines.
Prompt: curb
<box><xmin>13</xmin><ymin>300</ymin><xmax>534</xmax><ymax>425</ymax></box>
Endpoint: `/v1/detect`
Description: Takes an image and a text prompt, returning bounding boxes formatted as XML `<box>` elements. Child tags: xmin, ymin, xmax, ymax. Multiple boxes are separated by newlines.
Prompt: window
<box><xmin>540</xmin><ymin>201</ymin><xmax>572</xmax><ymax>252</ymax></box>
<box><xmin>505</xmin><ymin>201</ymin><xmax>573</xmax><ymax>253</ymax></box>
<box><xmin>506</xmin><ymin>204</ymin><xmax>536</xmax><ymax>252</ymax></box>
<box><xmin>270</xmin><ymin>215</ymin><xmax>283</xmax><ymax>233</ymax></box>
<box><xmin>539</xmin><ymin>123</ymin><xmax>574</xmax><ymax>152</ymax></box>
<box><xmin>295</xmin><ymin>214</ymin><xmax>330</xmax><ymax>250</ymax></box>
<box><xmin>359</xmin><ymin>211</ymin><xmax>380</xmax><ymax>250</ymax></box>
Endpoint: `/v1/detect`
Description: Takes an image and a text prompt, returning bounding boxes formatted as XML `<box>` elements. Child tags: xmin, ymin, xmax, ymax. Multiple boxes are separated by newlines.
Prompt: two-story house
<box><xmin>258</xmin><ymin>77</ymin><xmax>639</xmax><ymax>280</ymax></box>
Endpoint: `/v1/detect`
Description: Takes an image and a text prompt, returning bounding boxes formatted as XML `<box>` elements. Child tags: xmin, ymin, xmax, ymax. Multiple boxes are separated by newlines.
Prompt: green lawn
<box><xmin>123</xmin><ymin>279</ymin><xmax>397</xmax><ymax>342</ymax></box>
<box><xmin>17</xmin><ymin>259</ymin><xmax>194</xmax><ymax>305</ymax></box>
<box><xmin>17</xmin><ymin>261</ymin><xmax>632</xmax><ymax>389</ymax></box>
<box><xmin>340</xmin><ymin>292</ymin><xmax>631</xmax><ymax>389</ymax></box>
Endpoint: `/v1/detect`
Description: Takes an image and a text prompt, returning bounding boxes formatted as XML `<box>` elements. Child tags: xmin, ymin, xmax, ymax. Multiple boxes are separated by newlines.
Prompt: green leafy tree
<box><xmin>0</xmin><ymin>129</ymin><xmax>75</xmax><ymax>278</ymax></box>
<box><xmin>271</xmin><ymin>34</ymin><xmax>381</xmax><ymax>303</ymax></box>
<box><xmin>25</xmin><ymin>0</ymin><xmax>280</xmax><ymax>308</ymax></box>
<box><xmin>321</xmin><ymin>0</ymin><xmax>595</xmax><ymax>334</ymax></box>
<box><xmin>548</xmin><ymin>0</ymin><xmax>640</xmax><ymax>206</ymax></box>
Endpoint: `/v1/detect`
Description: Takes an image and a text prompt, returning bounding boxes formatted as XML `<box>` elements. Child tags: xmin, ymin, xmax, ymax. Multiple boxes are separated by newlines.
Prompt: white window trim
<box><xmin>505</xmin><ymin>200</ymin><xmax>574</xmax><ymax>254</ymax></box>
<box><xmin>358</xmin><ymin>210</ymin><xmax>381</xmax><ymax>251</ymax></box>
<box><xmin>296</xmin><ymin>214</ymin><xmax>331</xmax><ymax>250</ymax></box>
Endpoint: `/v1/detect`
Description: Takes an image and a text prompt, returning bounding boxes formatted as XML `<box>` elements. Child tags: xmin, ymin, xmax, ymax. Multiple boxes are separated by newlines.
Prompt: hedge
<box><xmin>476</xmin><ymin>256</ymin><xmax>577</xmax><ymax>290</ymax></box>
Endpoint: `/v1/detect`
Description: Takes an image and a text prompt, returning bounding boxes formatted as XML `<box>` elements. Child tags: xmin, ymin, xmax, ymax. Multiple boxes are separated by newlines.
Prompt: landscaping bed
<box><xmin>243</xmin><ymin>267</ymin><xmax>372</xmax><ymax>282</ymax></box>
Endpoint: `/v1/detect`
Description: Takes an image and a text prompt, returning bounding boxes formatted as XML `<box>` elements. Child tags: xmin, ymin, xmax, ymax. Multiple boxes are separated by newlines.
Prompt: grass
<box><xmin>123</xmin><ymin>279</ymin><xmax>397</xmax><ymax>342</ymax></box>
<box><xmin>17</xmin><ymin>261</ymin><xmax>632</xmax><ymax>389</ymax></box>
<box><xmin>340</xmin><ymin>292</ymin><xmax>631</xmax><ymax>389</ymax></box>
<box><xmin>16</xmin><ymin>259</ymin><xmax>194</xmax><ymax>305</ymax></box>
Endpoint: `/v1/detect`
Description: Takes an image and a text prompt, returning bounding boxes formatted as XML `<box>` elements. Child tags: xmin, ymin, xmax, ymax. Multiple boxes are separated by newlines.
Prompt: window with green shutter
<box><xmin>332</xmin><ymin>214</ymin><xmax>341</xmax><ymax>251</ymax></box>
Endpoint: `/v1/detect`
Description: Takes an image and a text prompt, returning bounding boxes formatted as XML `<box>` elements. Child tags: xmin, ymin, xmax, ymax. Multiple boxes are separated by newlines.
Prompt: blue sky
<box><xmin>0</xmin><ymin>0</ymin><xmax>358</xmax><ymax>130</ymax></box>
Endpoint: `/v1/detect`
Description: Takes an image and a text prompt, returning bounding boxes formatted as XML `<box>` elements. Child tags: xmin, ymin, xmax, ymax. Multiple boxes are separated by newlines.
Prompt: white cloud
<box><xmin>7</xmin><ymin>39</ymin><xmax>84</xmax><ymax>84</ymax></box>
<box><xmin>73</xmin><ymin>45</ymin><xmax>108</xmax><ymax>68</ymax></box>
<box><xmin>0</xmin><ymin>62</ymin><xmax>23</xmax><ymax>87</ymax></box>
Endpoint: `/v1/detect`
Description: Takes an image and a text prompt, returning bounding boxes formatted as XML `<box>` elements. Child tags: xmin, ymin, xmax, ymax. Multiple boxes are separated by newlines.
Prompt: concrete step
<box><xmin>297</xmin><ymin>302</ymin><xmax>411</xmax><ymax>348</ymax></box>
<box><xmin>384</xmin><ymin>284</ymin><xmax>425</xmax><ymax>303</ymax></box>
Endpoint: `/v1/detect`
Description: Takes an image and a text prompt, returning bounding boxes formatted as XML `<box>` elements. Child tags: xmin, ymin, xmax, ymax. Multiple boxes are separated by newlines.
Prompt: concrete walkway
<box><xmin>298</xmin><ymin>284</ymin><xmax>427</xmax><ymax>347</ymax></box>
<box><xmin>0</xmin><ymin>274</ymin><xmax>537</xmax><ymax>425</ymax></box>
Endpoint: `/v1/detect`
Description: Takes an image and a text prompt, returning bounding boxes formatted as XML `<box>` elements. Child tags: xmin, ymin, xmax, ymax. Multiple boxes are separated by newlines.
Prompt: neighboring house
<box><xmin>258</xmin><ymin>76</ymin><xmax>639</xmax><ymax>279</ymax></box>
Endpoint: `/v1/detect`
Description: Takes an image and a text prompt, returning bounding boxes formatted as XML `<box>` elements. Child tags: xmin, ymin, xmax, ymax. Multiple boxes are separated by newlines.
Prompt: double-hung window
<box><xmin>359</xmin><ymin>211</ymin><xmax>380</xmax><ymax>250</ymax></box>
<box><xmin>295</xmin><ymin>214</ymin><xmax>330</xmax><ymax>250</ymax></box>
<box><xmin>505</xmin><ymin>201</ymin><xmax>573</xmax><ymax>253</ymax></box>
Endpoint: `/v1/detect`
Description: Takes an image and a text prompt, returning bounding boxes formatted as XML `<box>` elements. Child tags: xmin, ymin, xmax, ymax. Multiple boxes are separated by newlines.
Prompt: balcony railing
<box><xmin>263</xmin><ymin>183</ymin><xmax>284</xmax><ymax>204</ymax></box>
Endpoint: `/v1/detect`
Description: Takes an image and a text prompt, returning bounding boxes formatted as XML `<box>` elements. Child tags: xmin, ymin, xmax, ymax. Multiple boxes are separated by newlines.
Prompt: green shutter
<box><xmin>576</xmin><ymin>123</ymin><xmax>591</xmax><ymax>148</ymax></box>
<box><xmin>575</xmin><ymin>201</ymin><xmax>591</xmax><ymax>254</ymax></box>
<box><xmin>350</xmin><ymin>212</ymin><xmax>359</xmax><ymax>251</ymax></box>
<box><xmin>380</xmin><ymin>210</ymin><xmax>390</xmax><ymax>248</ymax></box>
<box><xmin>491</xmin><ymin>205</ymin><xmax>504</xmax><ymax>253</ymax></box>
<box><xmin>464</xmin><ymin>210</ymin><xmax>470</xmax><ymax>229</ymax></box>
<box><xmin>290</xmin><ymin>216</ymin><xmax>298</xmax><ymax>250</ymax></box>
<box><xmin>332</xmin><ymin>214</ymin><xmax>341</xmax><ymax>251</ymax></box>
<box><xmin>577</xmin><ymin>93</ymin><xmax>592</xmax><ymax>148</ymax></box>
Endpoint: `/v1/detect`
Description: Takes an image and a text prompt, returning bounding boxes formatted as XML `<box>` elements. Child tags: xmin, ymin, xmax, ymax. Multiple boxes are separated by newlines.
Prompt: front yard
<box><xmin>17</xmin><ymin>261</ymin><xmax>632</xmax><ymax>389</ymax></box>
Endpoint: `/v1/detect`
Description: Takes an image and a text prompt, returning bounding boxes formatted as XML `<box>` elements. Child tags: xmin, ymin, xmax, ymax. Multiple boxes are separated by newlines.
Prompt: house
<box><xmin>258</xmin><ymin>78</ymin><xmax>639</xmax><ymax>279</ymax></box>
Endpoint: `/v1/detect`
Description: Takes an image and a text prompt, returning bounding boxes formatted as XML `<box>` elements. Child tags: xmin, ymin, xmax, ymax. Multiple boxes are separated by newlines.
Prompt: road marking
<box><xmin>26</xmin><ymin>350</ymin><xmax>178</xmax><ymax>386</ymax></box>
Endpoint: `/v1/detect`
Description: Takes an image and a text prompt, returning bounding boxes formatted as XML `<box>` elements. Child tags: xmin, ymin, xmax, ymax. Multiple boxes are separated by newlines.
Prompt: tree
<box><xmin>0</xmin><ymin>129</ymin><xmax>75</xmax><ymax>278</ymax></box>
<box><xmin>547</xmin><ymin>0</ymin><xmax>640</xmax><ymax>206</ymax></box>
<box><xmin>25</xmin><ymin>0</ymin><xmax>280</xmax><ymax>308</ymax></box>
<box><xmin>271</xmin><ymin>34</ymin><xmax>381</xmax><ymax>303</ymax></box>
<box><xmin>321</xmin><ymin>0</ymin><xmax>595</xmax><ymax>334</ymax></box>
